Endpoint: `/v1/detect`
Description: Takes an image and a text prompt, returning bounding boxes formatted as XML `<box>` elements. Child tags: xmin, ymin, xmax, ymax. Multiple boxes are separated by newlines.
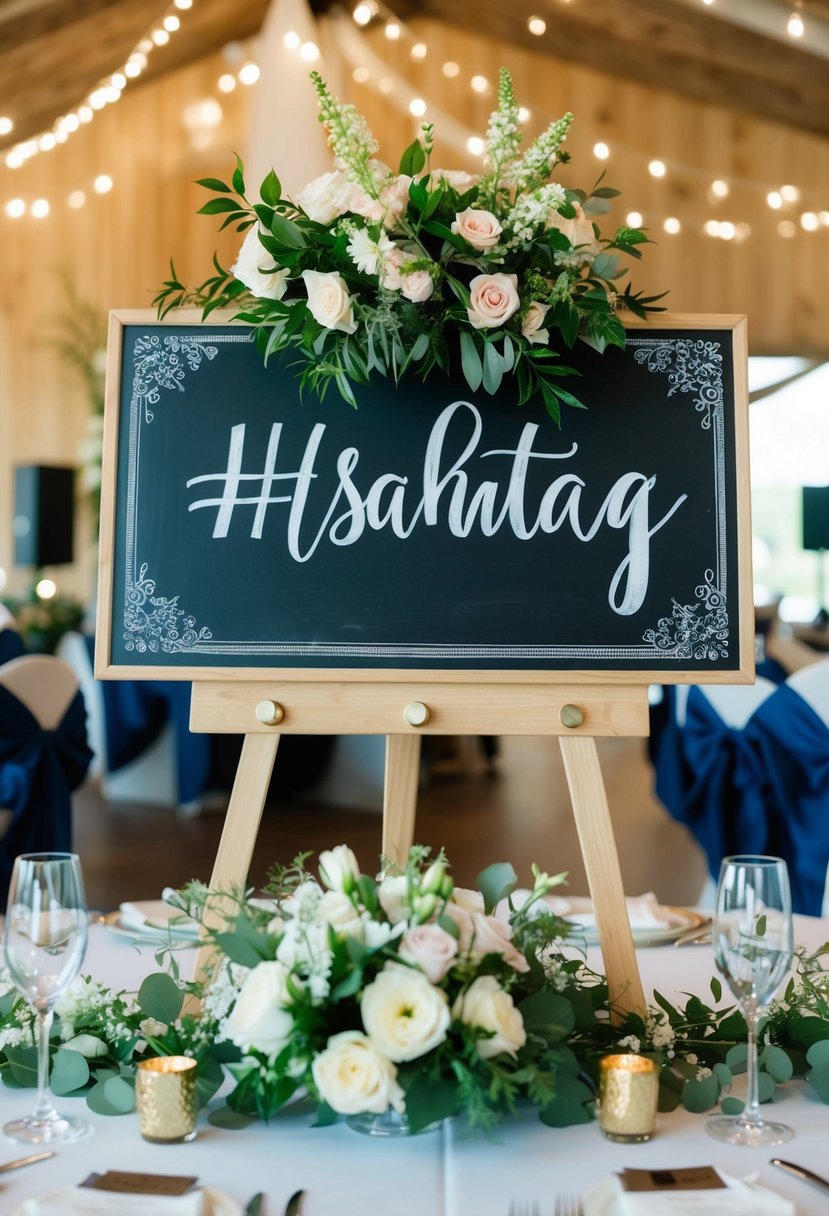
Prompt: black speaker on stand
<box><xmin>802</xmin><ymin>485</ymin><xmax>829</xmax><ymax>629</ymax></box>
<box><xmin>13</xmin><ymin>465</ymin><xmax>75</xmax><ymax>575</ymax></box>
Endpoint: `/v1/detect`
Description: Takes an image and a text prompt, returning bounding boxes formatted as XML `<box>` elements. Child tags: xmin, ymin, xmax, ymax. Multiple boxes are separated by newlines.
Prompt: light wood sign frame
<box><xmin>97</xmin><ymin>310</ymin><xmax>753</xmax><ymax>1015</ymax></box>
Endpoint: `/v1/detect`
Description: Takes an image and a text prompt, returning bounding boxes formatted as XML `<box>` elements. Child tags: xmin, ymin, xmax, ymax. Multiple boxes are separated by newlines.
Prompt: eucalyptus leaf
<box><xmin>50</xmin><ymin>1049</ymin><xmax>90</xmax><ymax>1096</ymax></box>
<box><xmin>138</xmin><ymin>973</ymin><xmax>184</xmax><ymax>1024</ymax></box>
<box><xmin>763</xmin><ymin>1045</ymin><xmax>794</xmax><ymax>1083</ymax></box>
<box><xmin>712</xmin><ymin>1062</ymin><xmax>732</xmax><ymax>1087</ymax></box>
<box><xmin>459</xmin><ymin>331</ymin><xmax>483</xmax><ymax>394</ymax></box>
<box><xmin>725</xmin><ymin>1044</ymin><xmax>748</xmax><ymax>1072</ymax></box>
<box><xmin>721</xmin><ymin>1096</ymin><xmax>744</xmax><ymax>1115</ymax></box>
<box><xmin>539</xmin><ymin>1077</ymin><xmax>593</xmax><ymax>1127</ymax></box>
<box><xmin>806</xmin><ymin>1040</ymin><xmax>829</xmax><ymax>1066</ymax></box>
<box><xmin>476</xmin><ymin>861</ymin><xmax>516</xmax><ymax>913</ymax></box>
<box><xmin>681</xmin><ymin>1074</ymin><xmax>720</xmax><ymax>1113</ymax></box>
<box><xmin>517</xmin><ymin>991</ymin><xmax>575</xmax><ymax>1042</ymax></box>
<box><xmin>208</xmin><ymin>1106</ymin><xmax>257</xmax><ymax>1129</ymax></box>
<box><xmin>4</xmin><ymin>1046</ymin><xmax>38</xmax><ymax>1086</ymax></box>
<box><xmin>86</xmin><ymin>1075</ymin><xmax>135</xmax><ymax>1116</ymax></box>
<box><xmin>245</xmin><ymin>1195</ymin><xmax>264</xmax><ymax>1216</ymax></box>
<box><xmin>808</xmin><ymin>1061</ymin><xmax>829</xmax><ymax>1103</ymax></box>
<box><xmin>758</xmin><ymin>1072</ymin><xmax>775</xmax><ymax>1103</ymax></box>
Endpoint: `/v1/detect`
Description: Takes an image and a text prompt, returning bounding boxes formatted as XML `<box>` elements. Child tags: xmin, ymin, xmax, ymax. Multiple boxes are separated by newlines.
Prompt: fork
<box><xmin>554</xmin><ymin>1195</ymin><xmax>583</xmax><ymax>1216</ymax></box>
<box><xmin>508</xmin><ymin>1202</ymin><xmax>540</xmax><ymax>1216</ymax></box>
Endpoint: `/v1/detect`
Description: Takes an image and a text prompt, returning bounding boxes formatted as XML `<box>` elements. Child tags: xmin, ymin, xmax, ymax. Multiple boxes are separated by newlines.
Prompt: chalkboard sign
<box><xmin>97</xmin><ymin>311</ymin><xmax>752</xmax><ymax>682</ymax></box>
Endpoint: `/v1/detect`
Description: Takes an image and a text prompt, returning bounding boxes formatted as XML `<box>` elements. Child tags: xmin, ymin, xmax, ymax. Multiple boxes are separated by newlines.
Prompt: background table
<box><xmin>1</xmin><ymin>918</ymin><xmax>828</xmax><ymax>1215</ymax></box>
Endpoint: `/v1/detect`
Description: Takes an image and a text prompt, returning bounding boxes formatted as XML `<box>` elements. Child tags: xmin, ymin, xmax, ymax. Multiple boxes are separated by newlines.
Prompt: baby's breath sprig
<box><xmin>310</xmin><ymin>70</ymin><xmax>380</xmax><ymax>198</ymax></box>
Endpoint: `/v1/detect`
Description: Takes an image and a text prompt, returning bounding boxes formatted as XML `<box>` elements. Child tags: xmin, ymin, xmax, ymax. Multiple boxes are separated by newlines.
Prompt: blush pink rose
<box><xmin>467</xmin><ymin>273</ymin><xmax>520</xmax><ymax>330</ymax></box>
<box><xmin>521</xmin><ymin>301</ymin><xmax>550</xmax><ymax>345</ymax></box>
<box><xmin>452</xmin><ymin>207</ymin><xmax>503</xmax><ymax>251</ymax></box>
<box><xmin>398</xmin><ymin>923</ymin><xmax>458</xmax><ymax>983</ymax></box>
<box><xmin>401</xmin><ymin>269</ymin><xmax>435</xmax><ymax>303</ymax></box>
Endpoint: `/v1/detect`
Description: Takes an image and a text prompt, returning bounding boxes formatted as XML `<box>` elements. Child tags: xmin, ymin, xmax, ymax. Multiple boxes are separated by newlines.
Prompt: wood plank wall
<box><xmin>1</xmin><ymin>19</ymin><xmax>827</xmax><ymax>602</ymax></box>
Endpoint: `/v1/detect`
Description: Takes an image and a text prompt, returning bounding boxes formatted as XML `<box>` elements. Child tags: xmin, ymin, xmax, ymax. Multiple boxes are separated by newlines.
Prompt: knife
<box><xmin>284</xmin><ymin>1190</ymin><xmax>305</xmax><ymax>1216</ymax></box>
<box><xmin>0</xmin><ymin>1150</ymin><xmax>55</xmax><ymax>1173</ymax></box>
<box><xmin>771</xmin><ymin>1159</ymin><xmax>829</xmax><ymax>1194</ymax></box>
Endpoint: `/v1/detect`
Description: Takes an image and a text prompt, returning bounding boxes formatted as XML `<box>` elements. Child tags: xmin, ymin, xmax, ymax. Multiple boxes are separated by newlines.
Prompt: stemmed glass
<box><xmin>3</xmin><ymin>852</ymin><xmax>90</xmax><ymax>1143</ymax></box>
<box><xmin>706</xmin><ymin>854</ymin><xmax>794</xmax><ymax>1147</ymax></box>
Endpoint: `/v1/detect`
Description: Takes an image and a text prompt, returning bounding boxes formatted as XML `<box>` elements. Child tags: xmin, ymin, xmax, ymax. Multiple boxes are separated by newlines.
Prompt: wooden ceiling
<box><xmin>2</xmin><ymin>0</ymin><xmax>829</xmax><ymax>152</ymax></box>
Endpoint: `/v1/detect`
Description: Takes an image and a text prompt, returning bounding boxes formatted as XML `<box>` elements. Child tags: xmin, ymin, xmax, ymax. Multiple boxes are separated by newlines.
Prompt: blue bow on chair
<box><xmin>0</xmin><ymin>658</ymin><xmax>93</xmax><ymax>904</ymax></box>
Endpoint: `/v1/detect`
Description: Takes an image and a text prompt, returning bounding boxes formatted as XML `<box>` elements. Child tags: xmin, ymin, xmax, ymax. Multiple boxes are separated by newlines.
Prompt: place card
<box><xmin>80</xmin><ymin>1171</ymin><xmax>198</xmax><ymax>1195</ymax></box>
<box><xmin>621</xmin><ymin>1167</ymin><xmax>727</xmax><ymax>1192</ymax></box>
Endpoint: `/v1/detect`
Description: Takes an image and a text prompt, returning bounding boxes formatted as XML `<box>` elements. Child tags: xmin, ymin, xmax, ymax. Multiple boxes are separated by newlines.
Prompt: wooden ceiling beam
<box><xmin>405</xmin><ymin>0</ymin><xmax>829</xmax><ymax>138</ymax></box>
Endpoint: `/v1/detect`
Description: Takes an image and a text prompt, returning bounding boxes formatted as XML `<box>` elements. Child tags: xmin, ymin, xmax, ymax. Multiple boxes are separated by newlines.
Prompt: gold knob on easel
<box><xmin>560</xmin><ymin>703</ymin><xmax>584</xmax><ymax>729</ymax></box>
<box><xmin>255</xmin><ymin>700</ymin><xmax>284</xmax><ymax>725</ymax></box>
<box><xmin>404</xmin><ymin>701</ymin><xmax>430</xmax><ymax>727</ymax></box>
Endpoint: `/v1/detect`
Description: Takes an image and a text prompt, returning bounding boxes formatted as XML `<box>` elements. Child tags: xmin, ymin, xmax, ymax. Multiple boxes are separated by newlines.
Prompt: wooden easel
<box><xmin>189</xmin><ymin>678</ymin><xmax>648</xmax><ymax>1018</ymax></box>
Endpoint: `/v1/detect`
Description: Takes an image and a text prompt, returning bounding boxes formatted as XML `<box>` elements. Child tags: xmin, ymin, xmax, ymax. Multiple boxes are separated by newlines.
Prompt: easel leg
<box><xmin>383</xmin><ymin>734</ymin><xmax>422</xmax><ymax>863</ymax></box>
<box><xmin>190</xmin><ymin>732</ymin><xmax>281</xmax><ymax>992</ymax></box>
<box><xmin>559</xmin><ymin>734</ymin><xmax>645</xmax><ymax>1020</ymax></box>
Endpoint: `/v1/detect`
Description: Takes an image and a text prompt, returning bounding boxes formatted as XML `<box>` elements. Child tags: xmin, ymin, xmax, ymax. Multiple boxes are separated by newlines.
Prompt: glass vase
<box><xmin>345</xmin><ymin>1107</ymin><xmax>442</xmax><ymax>1137</ymax></box>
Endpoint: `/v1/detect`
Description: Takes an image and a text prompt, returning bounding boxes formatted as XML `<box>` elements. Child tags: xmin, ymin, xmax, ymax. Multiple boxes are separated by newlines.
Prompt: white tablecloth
<box><xmin>1</xmin><ymin>918</ymin><xmax>828</xmax><ymax>1216</ymax></box>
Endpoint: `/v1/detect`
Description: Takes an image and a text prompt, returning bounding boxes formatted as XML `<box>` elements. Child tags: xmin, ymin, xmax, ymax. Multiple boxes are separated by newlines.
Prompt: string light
<box><xmin>0</xmin><ymin>118</ymin><xmax>12</xmax><ymax>136</ymax></box>
<box><xmin>470</xmin><ymin>75</ymin><xmax>489</xmax><ymax>94</ymax></box>
<box><xmin>283</xmin><ymin>30</ymin><xmax>301</xmax><ymax>49</ymax></box>
<box><xmin>163</xmin><ymin>14</ymin><xmax>181</xmax><ymax>32</ymax></box>
<box><xmin>467</xmin><ymin>136</ymin><xmax>485</xmax><ymax>156</ymax></box>
<box><xmin>710</xmin><ymin>179</ymin><xmax>729</xmax><ymax>199</ymax></box>
<box><xmin>94</xmin><ymin>175</ymin><xmax>113</xmax><ymax>194</ymax></box>
<box><xmin>218</xmin><ymin>74</ymin><xmax>236</xmax><ymax>93</ymax></box>
<box><xmin>593</xmin><ymin>142</ymin><xmax>610</xmax><ymax>160</ymax></box>
<box><xmin>410</xmin><ymin>43</ymin><xmax>427</xmax><ymax>59</ymax></box>
<box><xmin>626</xmin><ymin>211</ymin><xmax>643</xmax><ymax>227</ymax></box>
<box><xmin>238</xmin><ymin>63</ymin><xmax>261</xmax><ymax>84</ymax></box>
<box><xmin>442</xmin><ymin>61</ymin><xmax>460</xmax><ymax>78</ymax></box>
<box><xmin>5</xmin><ymin>199</ymin><xmax>24</xmax><ymax>218</ymax></box>
<box><xmin>780</xmin><ymin>184</ymin><xmax>800</xmax><ymax>203</ymax></box>
<box><xmin>528</xmin><ymin>16</ymin><xmax>547</xmax><ymax>35</ymax></box>
<box><xmin>353</xmin><ymin>67</ymin><xmax>370</xmax><ymax>83</ymax></box>
<box><xmin>648</xmin><ymin>159</ymin><xmax>666</xmax><ymax>178</ymax></box>
<box><xmin>299</xmin><ymin>41</ymin><xmax>319</xmax><ymax>61</ymax></box>
<box><xmin>518</xmin><ymin>107</ymin><xmax>530</xmax><ymax>123</ymax></box>
<box><xmin>31</xmin><ymin>199</ymin><xmax>49</xmax><ymax>218</ymax></box>
<box><xmin>68</xmin><ymin>190</ymin><xmax>86</xmax><ymax>209</ymax></box>
<box><xmin>663</xmin><ymin>217</ymin><xmax>681</xmax><ymax>234</ymax></box>
<box><xmin>409</xmin><ymin>98</ymin><xmax>427</xmax><ymax>117</ymax></box>
<box><xmin>787</xmin><ymin>9</ymin><xmax>805</xmax><ymax>37</ymax></box>
<box><xmin>801</xmin><ymin>211</ymin><xmax>819</xmax><ymax>230</ymax></box>
<box><xmin>778</xmin><ymin>220</ymin><xmax>797</xmax><ymax>237</ymax></box>
<box><xmin>35</xmin><ymin>579</ymin><xmax>57</xmax><ymax>600</ymax></box>
<box><xmin>767</xmin><ymin>191</ymin><xmax>783</xmax><ymax>209</ymax></box>
<box><xmin>384</xmin><ymin>21</ymin><xmax>401</xmax><ymax>39</ymax></box>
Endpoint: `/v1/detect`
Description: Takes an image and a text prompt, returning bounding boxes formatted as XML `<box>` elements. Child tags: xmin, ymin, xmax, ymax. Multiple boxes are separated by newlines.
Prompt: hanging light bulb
<box><xmin>787</xmin><ymin>9</ymin><xmax>804</xmax><ymax>37</ymax></box>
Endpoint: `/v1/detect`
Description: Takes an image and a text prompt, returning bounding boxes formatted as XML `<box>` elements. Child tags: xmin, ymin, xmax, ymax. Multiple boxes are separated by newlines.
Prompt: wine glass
<box><xmin>3</xmin><ymin>852</ymin><xmax>90</xmax><ymax>1143</ymax></box>
<box><xmin>706</xmin><ymin>854</ymin><xmax>793</xmax><ymax>1147</ymax></box>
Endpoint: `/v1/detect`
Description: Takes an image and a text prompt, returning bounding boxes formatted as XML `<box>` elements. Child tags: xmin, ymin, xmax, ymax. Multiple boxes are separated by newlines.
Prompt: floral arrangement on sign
<box><xmin>154</xmin><ymin>70</ymin><xmax>665</xmax><ymax>424</ymax></box>
<box><xmin>2</xmin><ymin>846</ymin><xmax>829</xmax><ymax>1134</ymax></box>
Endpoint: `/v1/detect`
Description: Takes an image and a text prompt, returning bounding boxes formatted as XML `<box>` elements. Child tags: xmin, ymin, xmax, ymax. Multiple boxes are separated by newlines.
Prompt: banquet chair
<box><xmin>0</xmin><ymin>654</ymin><xmax>94</xmax><ymax>902</ymax></box>
<box><xmin>747</xmin><ymin>656</ymin><xmax>829</xmax><ymax>915</ymax></box>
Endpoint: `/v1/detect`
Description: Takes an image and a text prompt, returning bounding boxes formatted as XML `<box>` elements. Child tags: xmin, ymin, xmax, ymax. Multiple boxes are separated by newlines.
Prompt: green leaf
<box><xmin>196</xmin><ymin>177</ymin><xmax>232</xmax><ymax>193</ymax></box>
<box><xmin>539</xmin><ymin>1077</ymin><xmax>594</xmax><ymax>1127</ymax></box>
<box><xmin>86</xmin><ymin>1075</ymin><xmax>135</xmax><ymax>1116</ymax></box>
<box><xmin>763</xmin><ymin>1045</ymin><xmax>794</xmax><ymax>1083</ymax></box>
<box><xmin>270</xmin><ymin>215</ymin><xmax>307</xmax><ymax>249</ymax></box>
<box><xmin>399</xmin><ymin>138</ymin><xmax>426</xmax><ymax>176</ymax></box>
<box><xmin>198</xmin><ymin>197</ymin><xmax>243</xmax><ymax>215</ymax></box>
<box><xmin>710</xmin><ymin>977</ymin><xmax>723</xmax><ymax>1003</ymax></box>
<box><xmin>755</xmin><ymin>914</ymin><xmax>767</xmax><ymax>936</ymax></box>
<box><xmin>476</xmin><ymin>861</ymin><xmax>517</xmax><ymax>913</ymax></box>
<box><xmin>788</xmin><ymin>1015</ymin><xmax>829</xmax><ymax>1048</ymax></box>
<box><xmin>232</xmin><ymin>157</ymin><xmax>246</xmax><ymax>196</ymax></box>
<box><xmin>4</xmin><ymin>1046</ymin><xmax>38</xmax><ymax>1086</ymax></box>
<box><xmin>402</xmin><ymin>1072</ymin><xmax>458</xmax><ymax>1130</ymax></box>
<box><xmin>259</xmin><ymin>170</ymin><xmax>282</xmax><ymax>207</ymax></box>
<box><xmin>196</xmin><ymin>1056</ymin><xmax>225</xmax><ymax>1109</ymax></box>
<box><xmin>725</xmin><ymin>1044</ymin><xmax>748</xmax><ymax>1072</ymax></box>
<box><xmin>208</xmin><ymin>1105</ymin><xmax>257</xmax><ymax>1129</ymax></box>
<box><xmin>482</xmin><ymin>340</ymin><xmax>504</xmax><ymax>395</ymax></box>
<box><xmin>590</xmin><ymin>252</ymin><xmax>621</xmax><ymax>280</ymax></box>
<box><xmin>758</xmin><ymin>1072</ymin><xmax>775</xmax><ymax>1103</ymax></box>
<box><xmin>681</xmin><ymin>1074</ymin><xmax>720</xmax><ymax>1113</ymax></box>
<box><xmin>809</xmin><ymin>1062</ymin><xmax>829</xmax><ymax>1103</ymax></box>
<box><xmin>137</xmin><ymin>973</ymin><xmax>184</xmax><ymax>1024</ymax></box>
<box><xmin>712</xmin><ymin>1063</ymin><xmax>732</xmax><ymax>1088</ymax></box>
<box><xmin>517</xmin><ymin>991</ymin><xmax>575</xmax><ymax>1042</ymax></box>
<box><xmin>459</xmin><ymin>331</ymin><xmax>483</xmax><ymax>394</ymax></box>
<box><xmin>50</xmin><ymin>1049</ymin><xmax>90</xmax><ymax>1096</ymax></box>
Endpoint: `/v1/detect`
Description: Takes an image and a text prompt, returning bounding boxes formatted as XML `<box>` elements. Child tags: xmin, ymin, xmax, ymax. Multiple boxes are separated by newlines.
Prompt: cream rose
<box><xmin>401</xmin><ymin>269</ymin><xmax>435</xmax><ymax>303</ymax></box>
<box><xmin>231</xmin><ymin>227</ymin><xmax>290</xmax><ymax>301</ymax></box>
<box><xmin>452</xmin><ymin>207</ymin><xmax>503</xmax><ymax>251</ymax></box>
<box><xmin>432</xmin><ymin>169</ymin><xmax>479</xmax><ymax>192</ymax></box>
<box><xmin>377</xmin><ymin>874</ymin><xmax>411</xmax><ymax>923</ymax></box>
<box><xmin>222</xmin><ymin>961</ymin><xmax>293</xmax><ymax>1057</ymax></box>
<box><xmin>361</xmin><ymin>965</ymin><xmax>450</xmax><ymax>1062</ymax></box>
<box><xmin>467</xmin><ymin>273</ymin><xmax>520</xmax><ymax>330</ymax></box>
<box><xmin>521</xmin><ymin>301</ymin><xmax>550</xmax><ymax>345</ymax></box>
<box><xmin>295</xmin><ymin>170</ymin><xmax>351</xmax><ymax>224</ymax></box>
<box><xmin>301</xmin><ymin>271</ymin><xmax>358</xmax><ymax>335</ymax></box>
<box><xmin>546</xmin><ymin>202</ymin><xmax>600</xmax><ymax>260</ymax></box>
<box><xmin>379</xmin><ymin>174</ymin><xmax>412</xmax><ymax>230</ymax></box>
<box><xmin>312</xmin><ymin>1030</ymin><xmax>404</xmax><ymax>1115</ymax></box>
<box><xmin>398</xmin><ymin>923</ymin><xmax>458</xmax><ymax>983</ymax></box>
<box><xmin>318</xmin><ymin>844</ymin><xmax>360</xmax><ymax>891</ymax></box>
<box><xmin>453</xmin><ymin>975</ymin><xmax>527</xmax><ymax>1060</ymax></box>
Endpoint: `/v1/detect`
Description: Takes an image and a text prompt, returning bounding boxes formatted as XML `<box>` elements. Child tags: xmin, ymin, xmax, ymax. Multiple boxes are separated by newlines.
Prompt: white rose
<box><xmin>452</xmin><ymin>207</ymin><xmax>503</xmax><ymax>251</ymax></box>
<box><xmin>377</xmin><ymin>874</ymin><xmax>410</xmax><ymax>923</ymax></box>
<box><xmin>432</xmin><ymin>169</ymin><xmax>479</xmax><ymax>192</ymax></box>
<box><xmin>318</xmin><ymin>889</ymin><xmax>364</xmax><ymax>938</ymax></box>
<box><xmin>401</xmin><ymin>269</ymin><xmax>435</xmax><ymax>303</ymax></box>
<box><xmin>231</xmin><ymin>227</ymin><xmax>290</xmax><ymax>300</ymax></box>
<box><xmin>295</xmin><ymin>170</ymin><xmax>351</xmax><ymax>224</ymax></box>
<box><xmin>301</xmin><ymin>271</ymin><xmax>358</xmax><ymax>335</ymax></box>
<box><xmin>521</xmin><ymin>301</ymin><xmax>550</xmax><ymax>345</ymax></box>
<box><xmin>467</xmin><ymin>273</ymin><xmax>520</xmax><ymax>330</ymax></box>
<box><xmin>222</xmin><ymin>961</ymin><xmax>293</xmax><ymax>1057</ymax></box>
<box><xmin>398</xmin><ymin>923</ymin><xmax>458</xmax><ymax>983</ymax></box>
<box><xmin>318</xmin><ymin>844</ymin><xmax>360</xmax><ymax>892</ymax></box>
<box><xmin>312</xmin><ymin>1030</ymin><xmax>404</xmax><ymax>1115</ymax></box>
<box><xmin>453</xmin><ymin>975</ymin><xmax>526</xmax><ymax>1060</ymax></box>
<box><xmin>361</xmin><ymin>965</ymin><xmax>450</xmax><ymax>1062</ymax></box>
<box><xmin>62</xmin><ymin>1034</ymin><xmax>108</xmax><ymax>1058</ymax></box>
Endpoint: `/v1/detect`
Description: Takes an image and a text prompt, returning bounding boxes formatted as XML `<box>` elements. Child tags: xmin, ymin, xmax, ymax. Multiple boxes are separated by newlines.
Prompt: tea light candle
<box><xmin>598</xmin><ymin>1053</ymin><xmax>659</xmax><ymax>1142</ymax></box>
<box><xmin>135</xmin><ymin>1056</ymin><xmax>198</xmax><ymax>1143</ymax></box>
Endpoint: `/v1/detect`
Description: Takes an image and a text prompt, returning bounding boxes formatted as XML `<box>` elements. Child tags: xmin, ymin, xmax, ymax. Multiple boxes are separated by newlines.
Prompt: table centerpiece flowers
<box><xmin>155</xmin><ymin>69</ymin><xmax>665</xmax><ymax>424</ymax></box>
<box><xmin>2</xmin><ymin>845</ymin><xmax>829</xmax><ymax>1133</ymax></box>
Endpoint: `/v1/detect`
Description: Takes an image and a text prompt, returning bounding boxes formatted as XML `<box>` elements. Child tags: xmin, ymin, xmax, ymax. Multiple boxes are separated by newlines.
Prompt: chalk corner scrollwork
<box><xmin>642</xmin><ymin>569</ymin><xmax>729</xmax><ymax>661</ymax></box>
<box><xmin>123</xmin><ymin>562</ymin><xmax>213</xmax><ymax>654</ymax></box>
<box><xmin>632</xmin><ymin>337</ymin><xmax>724</xmax><ymax>429</ymax></box>
<box><xmin>131</xmin><ymin>333</ymin><xmax>219</xmax><ymax>423</ymax></box>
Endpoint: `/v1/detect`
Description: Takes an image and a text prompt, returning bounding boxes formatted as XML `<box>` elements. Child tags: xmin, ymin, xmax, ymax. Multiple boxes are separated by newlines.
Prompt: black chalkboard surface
<box><xmin>98</xmin><ymin>311</ymin><xmax>752</xmax><ymax>681</ymax></box>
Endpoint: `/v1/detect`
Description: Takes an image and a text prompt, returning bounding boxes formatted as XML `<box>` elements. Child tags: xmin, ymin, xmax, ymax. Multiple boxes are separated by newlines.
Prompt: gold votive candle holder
<box><xmin>135</xmin><ymin>1056</ymin><xmax>198</xmax><ymax>1143</ymax></box>
<box><xmin>598</xmin><ymin>1054</ymin><xmax>659</xmax><ymax>1143</ymax></box>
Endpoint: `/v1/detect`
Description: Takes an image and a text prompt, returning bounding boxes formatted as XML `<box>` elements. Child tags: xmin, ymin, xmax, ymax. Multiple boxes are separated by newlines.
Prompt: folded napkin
<box><xmin>16</xmin><ymin>1188</ymin><xmax>204</xmax><ymax>1216</ymax></box>
<box><xmin>588</xmin><ymin>1173</ymin><xmax>793</xmax><ymax>1216</ymax></box>
<box><xmin>118</xmin><ymin>897</ymin><xmax>200</xmax><ymax>939</ymax></box>
<box><xmin>521</xmin><ymin>891</ymin><xmax>684</xmax><ymax>931</ymax></box>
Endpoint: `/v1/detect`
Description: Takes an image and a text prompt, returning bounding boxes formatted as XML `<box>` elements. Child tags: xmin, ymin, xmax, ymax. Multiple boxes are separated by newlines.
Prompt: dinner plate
<box><xmin>583</xmin><ymin>1178</ymin><xmax>620</xmax><ymax>1216</ymax></box>
<box><xmin>12</xmin><ymin>1186</ymin><xmax>241</xmax><ymax>1216</ymax></box>
<box><xmin>100</xmin><ymin>910</ymin><xmax>200</xmax><ymax>944</ymax></box>
<box><xmin>565</xmin><ymin>907</ymin><xmax>709</xmax><ymax>948</ymax></box>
